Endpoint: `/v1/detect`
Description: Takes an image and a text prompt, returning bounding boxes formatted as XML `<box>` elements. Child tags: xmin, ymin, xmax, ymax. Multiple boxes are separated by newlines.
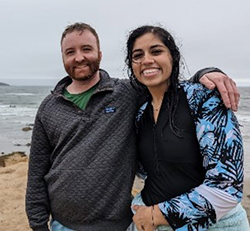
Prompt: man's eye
<box><xmin>83</xmin><ymin>47</ymin><xmax>92</xmax><ymax>52</ymax></box>
<box><xmin>66</xmin><ymin>50</ymin><xmax>74</xmax><ymax>55</ymax></box>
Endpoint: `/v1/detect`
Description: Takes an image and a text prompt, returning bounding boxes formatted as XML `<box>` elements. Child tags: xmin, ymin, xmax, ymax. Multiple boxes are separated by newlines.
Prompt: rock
<box><xmin>22</xmin><ymin>126</ymin><xmax>32</xmax><ymax>132</ymax></box>
<box><xmin>0</xmin><ymin>152</ymin><xmax>28</xmax><ymax>168</ymax></box>
<box><xmin>0</xmin><ymin>158</ymin><xmax>5</xmax><ymax>167</ymax></box>
<box><xmin>0</xmin><ymin>82</ymin><xmax>10</xmax><ymax>86</ymax></box>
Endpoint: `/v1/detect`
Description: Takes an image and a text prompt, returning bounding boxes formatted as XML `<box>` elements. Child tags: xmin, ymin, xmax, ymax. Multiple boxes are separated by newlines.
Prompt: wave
<box><xmin>241</xmin><ymin>96</ymin><xmax>250</xmax><ymax>99</ymax></box>
<box><xmin>4</xmin><ymin>93</ymin><xmax>35</xmax><ymax>96</ymax></box>
<box><xmin>0</xmin><ymin>105</ymin><xmax>37</xmax><ymax>117</ymax></box>
<box><xmin>238</xmin><ymin>115</ymin><xmax>250</xmax><ymax>123</ymax></box>
<box><xmin>0</xmin><ymin>104</ymin><xmax>37</xmax><ymax>109</ymax></box>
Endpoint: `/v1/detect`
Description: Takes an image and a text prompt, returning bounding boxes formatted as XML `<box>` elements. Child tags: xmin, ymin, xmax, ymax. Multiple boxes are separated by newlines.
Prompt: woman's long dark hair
<box><xmin>125</xmin><ymin>25</ymin><xmax>182</xmax><ymax>136</ymax></box>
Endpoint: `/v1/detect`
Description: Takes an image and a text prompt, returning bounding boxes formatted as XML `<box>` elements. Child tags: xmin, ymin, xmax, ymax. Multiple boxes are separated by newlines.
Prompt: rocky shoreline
<box><xmin>0</xmin><ymin>82</ymin><xmax>10</xmax><ymax>86</ymax></box>
<box><xmin>0</xmin><ymin>152</ymin><xmax>28</xmax><ymax>167</ymax></box>
<box><xmin>0</xmin><ymin>152</ymin><xmax>249</xmax><ymax>230</ymax></box>
<box><xmin>0</xmin><ymin>125</ymin><xmax>33</xmax><ymax>156</ymax></box>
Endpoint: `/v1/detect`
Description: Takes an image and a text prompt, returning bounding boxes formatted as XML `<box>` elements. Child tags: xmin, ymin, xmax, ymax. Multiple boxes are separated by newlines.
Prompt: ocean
<box><xmin>0</xmin><ymin>86</ymin><xmax>52</xmax><ymax>154</ymax></box>
<box><xmin>0</xmin><ymin>85</ymin><xmax>249</xmax><ymax>175</ymax></box>
<box><xmin>236</xmin><ymin>87</ymin><xmax>250</xmax><ymax>176</ymax></box>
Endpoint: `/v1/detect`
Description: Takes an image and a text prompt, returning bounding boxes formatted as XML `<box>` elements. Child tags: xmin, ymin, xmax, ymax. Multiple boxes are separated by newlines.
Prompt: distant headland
<box><xmin>0</xmin><ymin>82</ymin><xmax>10</xmax><ymax>86</ymax></box>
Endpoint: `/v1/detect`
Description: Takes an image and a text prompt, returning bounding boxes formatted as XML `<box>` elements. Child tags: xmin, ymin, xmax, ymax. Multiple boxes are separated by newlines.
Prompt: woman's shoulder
<box><xmin>180</xmin><ymin>81</ymin><xmax>221</xmax><ymax>100</ymax></box>
<box><xmin>180</xmin><ymin>81</ymin><xmax>210</xmax><ymax>94</ymax></box>
<box><xmin>179</xmin><ymin>81</ymin><xmax>222</xmax><ymax>116</ymax></box>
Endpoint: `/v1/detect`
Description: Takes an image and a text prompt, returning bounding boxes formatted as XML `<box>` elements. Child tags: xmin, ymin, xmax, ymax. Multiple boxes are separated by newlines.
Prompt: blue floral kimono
<box><xmin>133</xmin><ymin>82</ymin><xmax>249</xmax><ymax>230</ymax></box>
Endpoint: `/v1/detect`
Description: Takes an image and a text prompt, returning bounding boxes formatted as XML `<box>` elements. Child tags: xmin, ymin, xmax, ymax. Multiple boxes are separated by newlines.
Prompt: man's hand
<box><xmin>199</xmin><ymin>72</ymin><xmax>240</xmax><ymax>111</ymax></box>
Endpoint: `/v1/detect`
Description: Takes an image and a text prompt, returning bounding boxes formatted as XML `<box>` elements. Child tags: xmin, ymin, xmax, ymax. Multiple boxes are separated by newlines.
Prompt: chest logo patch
<box><xmin>104</xmin><ymin>106</ymin><xmax>116</xmax><ymax>114</ymax></box>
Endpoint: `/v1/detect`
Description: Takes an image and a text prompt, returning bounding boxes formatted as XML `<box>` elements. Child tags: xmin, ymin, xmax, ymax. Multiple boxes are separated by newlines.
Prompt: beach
<box><xmin>0</xmin><ymin>153</ymin><xmax>30</xmax><ymax>230</ymax></box>
<box><xmin>0</xmin><ymin>153</ymin><xmax>249</xmax><ymax>230</ymax></box>
<box><xmin>0</xmin><ymin>86</ymin><xmax>249</xmax><ymax>229</ymax></box>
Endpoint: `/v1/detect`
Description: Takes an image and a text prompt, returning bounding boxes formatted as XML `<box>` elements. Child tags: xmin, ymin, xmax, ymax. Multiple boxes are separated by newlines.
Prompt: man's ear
<box><xmin>99</xmin><ymin>51</ymin><xmax>102</xmax><ymax>61</ymax></box>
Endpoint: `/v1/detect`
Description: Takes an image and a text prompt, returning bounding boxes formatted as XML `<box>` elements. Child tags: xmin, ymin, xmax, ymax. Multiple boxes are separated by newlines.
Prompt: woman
<box><xmin>125</xmin><ymin>26</ymin><xmax>249</xmax><ymax>230</ymax></box>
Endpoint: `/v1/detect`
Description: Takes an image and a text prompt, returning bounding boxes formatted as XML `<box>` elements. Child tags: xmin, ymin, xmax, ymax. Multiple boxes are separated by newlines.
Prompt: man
<box><xmin>25</xmin><ymin>22</ymin><xmax>239</xmax><ymax>231</ymax></box>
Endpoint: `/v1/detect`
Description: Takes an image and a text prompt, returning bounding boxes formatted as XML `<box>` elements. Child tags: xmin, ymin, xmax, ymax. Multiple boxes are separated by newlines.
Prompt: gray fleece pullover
<box><xmin>26</xmin><ymin>70</ymin><xmax>140</xmax><ymax>231</ymax></box>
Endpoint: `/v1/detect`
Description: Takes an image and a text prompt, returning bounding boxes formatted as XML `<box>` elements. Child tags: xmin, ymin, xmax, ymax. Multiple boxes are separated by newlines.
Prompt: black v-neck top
<box><xmin>137</xmin><ymin>88</ymin><xmax>206</xmax><ymax>206</ymax></box>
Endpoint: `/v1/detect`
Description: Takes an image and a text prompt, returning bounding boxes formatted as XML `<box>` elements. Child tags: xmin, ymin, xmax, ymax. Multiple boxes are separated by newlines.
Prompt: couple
<box><xmin>26</xmin><ymin>22</ymin><xmax>249</xmax><ymax>230</ymax></box>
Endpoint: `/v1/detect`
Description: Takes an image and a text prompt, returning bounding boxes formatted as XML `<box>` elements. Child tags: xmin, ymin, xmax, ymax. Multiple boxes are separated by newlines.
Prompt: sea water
<box><xmin>0</xmin><ymin>85</ymin><xmax>52</xmax><ymax>154</ymax></box>
<box><xmin>236</xmin><ymin>87</ymin><xmax>250</xmax><ymax>176</ymax></box>
<box><xmin>0</xmin><ymin>85</ymin><xmax>249</xmax><ymax>175</ymax></box>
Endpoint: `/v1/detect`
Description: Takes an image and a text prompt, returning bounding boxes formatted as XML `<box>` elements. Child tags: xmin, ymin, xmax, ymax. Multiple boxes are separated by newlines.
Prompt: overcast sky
<box><xmin>0</xmin><ymin>0</ymin><xmax>249</xmax><ymax>86</ymax></box>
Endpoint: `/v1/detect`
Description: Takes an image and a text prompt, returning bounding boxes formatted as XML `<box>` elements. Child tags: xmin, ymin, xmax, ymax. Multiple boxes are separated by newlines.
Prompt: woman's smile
<box><xmin>141</xmin><ymin>68</ymin><xmax>161</xmax><ymax>77</ymax></box>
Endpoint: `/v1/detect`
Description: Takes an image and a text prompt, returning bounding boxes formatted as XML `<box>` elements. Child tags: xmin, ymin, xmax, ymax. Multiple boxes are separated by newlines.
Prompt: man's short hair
<box><xmin>61</xmin><ymin>22</ymin><xmax>100</xmax><ymax>49</ymax></box>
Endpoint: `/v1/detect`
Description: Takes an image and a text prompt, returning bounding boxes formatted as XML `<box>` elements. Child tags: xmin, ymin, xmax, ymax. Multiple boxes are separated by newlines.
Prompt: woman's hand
<box><xmin>133</xmin><ymin>205</ymin><xmax>168</xmax><ymax>231</ymax></box>
<box><xmin>133</xmin><ymin>205</ymin><xmax>155</xmax><ymax>231</ymax></box>
<box><xmin>199</xmin><ymin>72</ymin><xmax>240</xmax><ymax>111</ymax></box>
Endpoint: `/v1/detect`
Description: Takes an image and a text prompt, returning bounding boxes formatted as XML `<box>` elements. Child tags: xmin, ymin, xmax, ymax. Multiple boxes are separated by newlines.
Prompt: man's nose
<box><xmin>75</xmin><ymin>51</ymin><xmax>85</xmax><ymax>62</ymax></box>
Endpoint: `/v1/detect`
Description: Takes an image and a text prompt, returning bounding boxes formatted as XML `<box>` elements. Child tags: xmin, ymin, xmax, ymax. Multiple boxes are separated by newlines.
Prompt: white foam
<box><xmin>3</xmin><ymin>93</ymin><xmax>35</xmax><ymax>96</ymax></box>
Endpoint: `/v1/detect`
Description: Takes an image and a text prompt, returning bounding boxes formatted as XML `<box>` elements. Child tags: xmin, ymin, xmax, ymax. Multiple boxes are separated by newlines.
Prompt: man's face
<box><xmin>61</xmin><ymin>30</ymin><xmax>102</xmax><ymax>81</ymax></box>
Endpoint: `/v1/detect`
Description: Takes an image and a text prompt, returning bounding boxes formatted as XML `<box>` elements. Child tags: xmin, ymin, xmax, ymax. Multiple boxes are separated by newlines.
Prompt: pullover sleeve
<box><xmin>158</xmin><ymin>83</ymin><xmax>244</xmax><ymax>230</ymax></box>
<box><xmin>188</xmin><ymin>67</ymin><xmax>225</xmax><ymax>83</ymax></box>
<box><xmin>26</xmin><ymin>100</ymin><xmax>52</xmax><ymax>231</ymax></box>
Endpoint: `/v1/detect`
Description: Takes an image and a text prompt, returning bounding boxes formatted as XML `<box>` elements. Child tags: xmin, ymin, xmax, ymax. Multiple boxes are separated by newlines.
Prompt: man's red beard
<box><xmin>66</xmin><ymin>57</ymin><xmax>101</xmax><ymax>81</ymax></box>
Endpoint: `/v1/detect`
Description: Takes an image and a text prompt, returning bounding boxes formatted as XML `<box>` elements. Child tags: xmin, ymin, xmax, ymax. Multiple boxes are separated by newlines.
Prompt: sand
<box><xmin>0</xmin><ymin>153</ymin><xmax>30</xmax><ymax>230</ymax></box>
<box><xmin>0</xmin><ymin>153</ymin><xmax>249</xmax><ymax>230</ymax></box>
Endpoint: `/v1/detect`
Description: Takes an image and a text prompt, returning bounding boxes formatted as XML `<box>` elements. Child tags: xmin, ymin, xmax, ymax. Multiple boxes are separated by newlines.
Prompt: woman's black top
<box><xmin>137</xmin><ymin>88</ymin><xmax>206</xmax><ymax>206</ymax></box>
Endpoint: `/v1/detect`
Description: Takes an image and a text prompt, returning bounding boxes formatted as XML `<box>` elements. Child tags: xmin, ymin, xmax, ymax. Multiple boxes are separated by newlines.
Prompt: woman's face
<box><xmin>131</xmin><ymin>33</ymin><xmax>173</xmax><ymax>91</ymax></box>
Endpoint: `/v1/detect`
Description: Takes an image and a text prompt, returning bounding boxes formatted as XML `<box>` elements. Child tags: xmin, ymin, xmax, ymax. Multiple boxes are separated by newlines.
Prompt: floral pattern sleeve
<box><xmin>158</xmin><ymin>82</ymin><xmax>244</xmax><ymax>230</ymax></box>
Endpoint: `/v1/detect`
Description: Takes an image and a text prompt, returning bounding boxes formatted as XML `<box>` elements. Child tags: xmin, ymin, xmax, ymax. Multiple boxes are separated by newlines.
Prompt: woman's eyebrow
<box><xmin>149</xmin><ymin>44</ymin><xmax>165</xmax><ymax>49</ymax></box>
<box><xmin>132</xmin><ymin>44</ymin><xmax>165</xmax><ymax>53</ymax></box>
<box><xmin>132</xmin><ymin>48</ymin><xmax>143</xmax><ymax>54</ymax></box>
